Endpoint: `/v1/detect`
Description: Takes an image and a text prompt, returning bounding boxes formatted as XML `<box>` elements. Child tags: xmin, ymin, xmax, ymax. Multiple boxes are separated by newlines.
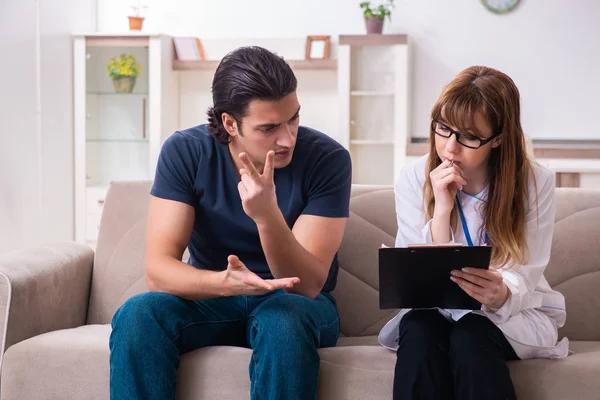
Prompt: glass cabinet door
<box><xmin>85</xmin><ymin>43</ymin><xmax>150</xmax><ymax>188</ymax></box>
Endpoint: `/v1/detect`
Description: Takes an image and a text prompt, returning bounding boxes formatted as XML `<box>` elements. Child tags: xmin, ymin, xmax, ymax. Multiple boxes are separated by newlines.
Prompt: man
<box><xmin>109</xmin><ymin>46</ymin><xmax>352</xmax><ymax>400</ymax></box>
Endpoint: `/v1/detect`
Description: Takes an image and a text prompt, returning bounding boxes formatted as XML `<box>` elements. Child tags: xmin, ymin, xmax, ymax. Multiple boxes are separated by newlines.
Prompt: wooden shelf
<box><xmin>351</xmin><ymin>140</ymin><xmax>394</xmax><ymax>146</ymax></box>
<box><xmin>83</xmin><ymin>34</ymin><xmax>153</xmax><ymax>47</ymax></box>
<box><xmin>339</xmin><ymin>34</ymin><xmax>408</xmax><ymax>46</ymax></box>
<box><xmin>406</xmin><ymin>139</ymin><xmax>600</xmax><ymax>159</ymax></box>
<box><xmin>351</xmin><ymin>90</ymin><xmax>394</xmax><ymax>97</ymax></box>
<box><xmin>173</xmin><ymin>58</ymin><xmax>337</xmax><ymax>71</ymax></box>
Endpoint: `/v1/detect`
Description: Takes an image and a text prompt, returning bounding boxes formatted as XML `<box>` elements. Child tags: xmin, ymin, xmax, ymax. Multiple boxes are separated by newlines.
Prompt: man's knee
<box><xmin>254</xmin><ymin>294</ymin><xmax>317</xmax><ymax>330</ymax></box>
<box><xmin>251</xmin><ymin>294</ymin><xmax>324</xmax><ymax>347</ymax></box>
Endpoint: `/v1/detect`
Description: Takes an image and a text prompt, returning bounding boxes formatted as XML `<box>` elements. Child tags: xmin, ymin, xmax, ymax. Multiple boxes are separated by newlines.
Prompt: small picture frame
<box><xmin>173</xmin><ymin>37</ymin><xmax>205</xmax><ymax>61</ymax></box>
<box><xmin>305</xmin><ymin>36</ymin><xmax>331</xmax><ymax>60</ymax></box>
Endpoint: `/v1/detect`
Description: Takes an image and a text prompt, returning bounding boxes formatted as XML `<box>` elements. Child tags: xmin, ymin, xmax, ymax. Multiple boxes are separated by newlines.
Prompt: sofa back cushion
<box><xmin>86</xmin><ymin>181</ymin><xmax>153</xmax><ymax>325</ymax></box>
<box><xmin>87</xmin><ymin>182</ymin><xmax>600</xmax><ymax>342</ymax></box>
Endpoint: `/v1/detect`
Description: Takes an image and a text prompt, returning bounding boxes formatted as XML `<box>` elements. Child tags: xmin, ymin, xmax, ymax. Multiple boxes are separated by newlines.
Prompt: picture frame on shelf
<box><xmin>305</xmin><ymin>35</ymin><xmax>331</xmax><ymax>60</ymax></box>
<box><xmin>173</xmin><ymin>37</ymin><xmax>205</xmax><ymax>61</ymax></box>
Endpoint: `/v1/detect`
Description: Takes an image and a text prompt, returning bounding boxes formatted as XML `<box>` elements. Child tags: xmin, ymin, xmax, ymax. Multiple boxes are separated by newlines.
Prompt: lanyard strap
<box><xmin>455</xmin><ymin>196</ymin><xmax>488</xmax><ymax>246</ymax></box>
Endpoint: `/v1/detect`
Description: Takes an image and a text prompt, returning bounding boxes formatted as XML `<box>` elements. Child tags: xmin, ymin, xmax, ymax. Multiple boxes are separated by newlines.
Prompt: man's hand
<box><xmin>450</xmin><ymin>267</ymin><xmax>510</xmax><ymax>310</ymax></box>
<box><xmin>221</xmin><ymin>255</ymin><xmax>300</xmax><ymax>296</ymax></box>
<box><xmin>237</xmin><ymin>151</ymin><xmax>279</xmax><ymax>224</ymax></box>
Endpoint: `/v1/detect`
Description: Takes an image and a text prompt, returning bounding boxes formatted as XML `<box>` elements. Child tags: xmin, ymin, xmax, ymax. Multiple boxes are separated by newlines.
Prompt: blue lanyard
<box><xmin>455</xmin><ymin>196</ymin><xmax>488</xmax><ymax>246</ymax></box>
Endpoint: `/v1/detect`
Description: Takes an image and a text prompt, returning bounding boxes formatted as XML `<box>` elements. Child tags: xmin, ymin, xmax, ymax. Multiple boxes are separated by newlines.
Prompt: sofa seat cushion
<box><xmin>510</xmin><ymin>341</ymin><xmax>600</xmax><ymax>399</ymax></box>
<box><xmin>337</xmin><ymin>335</ymin><xmax>380</xmax><ymax>346</ymax></box>
<box><xmin>0</xmin><ymin>325</ymin><xmax>394</xmax><ymax>400</ymax></box>
<box><xmin>2</xmin><ymin>325</ymin><xmax>600</xmax><ymax>400</ymax></box>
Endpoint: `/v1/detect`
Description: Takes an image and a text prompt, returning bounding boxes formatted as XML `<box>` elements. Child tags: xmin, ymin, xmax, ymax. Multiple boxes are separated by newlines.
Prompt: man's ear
<box><xmin>221</xmin><ymin>113</ymin><xmax>239</xmax><ymax>138</ymax></box>
<box><xmin>491</xmin><ymin>134</ymin><xmax>502</xmax><ymax>149</ymax></box>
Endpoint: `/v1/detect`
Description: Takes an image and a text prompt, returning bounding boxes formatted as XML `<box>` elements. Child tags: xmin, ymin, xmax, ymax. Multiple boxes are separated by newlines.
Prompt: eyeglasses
<box><xmin>431</xmin><ymin>120</ymin><xmax>500</xmax><ymax>150</ymax></box>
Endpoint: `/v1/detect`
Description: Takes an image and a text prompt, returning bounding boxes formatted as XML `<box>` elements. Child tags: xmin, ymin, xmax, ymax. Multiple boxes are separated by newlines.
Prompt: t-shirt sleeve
<box><xmin>302</xmin><ymin>148</ymin><xmax>352</xmax><ymax>218</ymax></box>
<box><xmin>150</xmin><ymin>132</ymin><xmax>199</xmax><ymax>206</ymax></box>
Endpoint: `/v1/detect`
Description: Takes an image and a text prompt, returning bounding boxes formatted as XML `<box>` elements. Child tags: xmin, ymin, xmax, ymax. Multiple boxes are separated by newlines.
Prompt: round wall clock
<box><xmin>481</xmin><ymin>0</ymin><xmax>520</xmax><ymax>14</ymax></box>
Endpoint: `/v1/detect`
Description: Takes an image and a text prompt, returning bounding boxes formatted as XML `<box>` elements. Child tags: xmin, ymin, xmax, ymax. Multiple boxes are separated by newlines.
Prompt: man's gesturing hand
<box><xmin>222</xmin><ymin>255</ymin><xmax>300</xmax><ymax>296</ymax></box>
<box><xmin>237</xmin><ymin>151</ymin><xmax>279</xmax><ymax>224</ymax></box>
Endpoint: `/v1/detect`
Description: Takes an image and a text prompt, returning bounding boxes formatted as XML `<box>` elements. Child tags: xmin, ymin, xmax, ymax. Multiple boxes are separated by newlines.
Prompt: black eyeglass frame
<box><xmin>431</xmin><ymin>119</ymin><xmax>501</xmax><ymax>150</ymax></box>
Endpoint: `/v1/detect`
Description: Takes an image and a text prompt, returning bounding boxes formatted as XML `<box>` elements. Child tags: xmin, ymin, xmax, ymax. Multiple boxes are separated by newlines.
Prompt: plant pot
<box><xmin>112</xmin><ymin>76</ymin><xmax>136</xmax><ymax>93</ymax></box>
<box><xmin>128</xmin><ymin>16</ymin><xmax>144</xmax><ymax>31</ymax></box>
<box><xmin>365</xmin><ymin>17</ymin><xmax>385</xmax><ymax>34</ymax></box>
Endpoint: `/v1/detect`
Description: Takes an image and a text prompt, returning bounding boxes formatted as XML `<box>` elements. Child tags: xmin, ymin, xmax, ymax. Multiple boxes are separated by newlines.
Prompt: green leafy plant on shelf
<box><xmin>105</xmin><ymin>53</ymin><xmax>141</xmax><ymax>93</ymax></box>
<box><xmin>360</xmin><ymin>1</ymin><xmax>395</xmax><ymax>34</ymax></box>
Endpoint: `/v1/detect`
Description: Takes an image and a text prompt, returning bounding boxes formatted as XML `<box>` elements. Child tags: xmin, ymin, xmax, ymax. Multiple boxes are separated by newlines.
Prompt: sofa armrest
<box><xmin>0</xmin><ymin>242</ymin><xmax>94</xmax><ymax>355</ymax></box>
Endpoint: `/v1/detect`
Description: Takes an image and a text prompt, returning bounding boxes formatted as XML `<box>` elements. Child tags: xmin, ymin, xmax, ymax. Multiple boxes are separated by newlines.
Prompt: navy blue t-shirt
<box><xmin>150</xmin><ymin>124</ymin><xmax>352</xmax><ymax>292</ymax></box>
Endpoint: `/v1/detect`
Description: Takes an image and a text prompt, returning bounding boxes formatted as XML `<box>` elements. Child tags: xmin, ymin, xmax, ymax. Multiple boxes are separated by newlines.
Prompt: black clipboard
<box><xmin>379</xmin><ymin>245</ymin><xmax>492</xmax><ymax>310</ymax></box>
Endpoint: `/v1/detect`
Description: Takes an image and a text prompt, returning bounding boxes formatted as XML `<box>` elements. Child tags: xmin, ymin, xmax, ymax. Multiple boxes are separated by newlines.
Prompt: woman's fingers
<box><xmin>437</xmin><ymin>172</ymin><xmax>466</xmax><ymax>191</ymax></box>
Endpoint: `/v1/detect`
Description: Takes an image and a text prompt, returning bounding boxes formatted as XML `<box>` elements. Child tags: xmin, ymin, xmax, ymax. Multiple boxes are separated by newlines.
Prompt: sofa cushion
<box><xmin>546</xmin><ymin>207</ymin><xmax>600</xmax><ymax>341</ymax></box>
<box><xmin>3</xmin><ymin>325</ymin><xmax>600</xmax><ymax>400</ymax></box>
<box><xmin>86</xmin><ymin>181</ymin><xmax>153</xmax><ymax>325</ymax></box>
<box><xmin>88</xmin><ymin>183</ymin><xmax>600</xmax><ymax>344</ymax></box>
<box><xmin>333</xmin><ymin>187</ymin><xmax>400</xmax><ymax>337</ymax></box>
<box><xmin>0</xmin><ymin>325</ymin><xmax>394</xmax><ymax>400</ymax></box>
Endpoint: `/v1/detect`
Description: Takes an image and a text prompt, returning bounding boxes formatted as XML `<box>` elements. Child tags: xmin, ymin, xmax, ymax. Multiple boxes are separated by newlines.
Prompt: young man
<box><xmin>109</xmin><ymin>46</ymin><xmax>352</xmax><ymax>400</ymax></box>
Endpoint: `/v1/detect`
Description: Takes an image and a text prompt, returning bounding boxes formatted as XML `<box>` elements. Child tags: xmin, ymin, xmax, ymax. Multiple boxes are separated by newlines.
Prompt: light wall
<box><xmin>0</xmin><ymin>0</ymin><xmax>95</xmax><ymax>253</ymax></box>
<box><xmin>98</xmin><ymin>0</ymin><xmax>600</xmax><ymax>140</ymax></box>
<box><xmin>0</xmin><ymin>0</ymin><xmax>598</xmax><ymax>252</ymax></box>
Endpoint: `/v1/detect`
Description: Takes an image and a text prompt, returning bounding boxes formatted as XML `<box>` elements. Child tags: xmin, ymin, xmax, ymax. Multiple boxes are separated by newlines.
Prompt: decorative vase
<box><xmin>112</xmin><ymin>76</ymin><xmax>136</xmax><ymax>93</ymax></box>
<box><xmin>128</xmin><ymin>16</ymin><xmax>144</xmax><ymax>31</ymax></box>
<box><xmin>365</xmin><ymin>17</ymin><xmax>384</xmax><ymax>34</ymax></box>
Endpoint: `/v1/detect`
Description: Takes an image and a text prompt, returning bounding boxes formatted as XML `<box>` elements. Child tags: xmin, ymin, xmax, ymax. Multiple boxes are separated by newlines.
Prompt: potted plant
<box><xmin>360</xmin><ymin>1</ymin><xmax>394</xmax><ymax>34</ymax></box>
<box><xmin>128</xmin><ymin>1</ymin><xmax>147</xmax><ymax>31</ymax></box>
<box><xmin>106</xmin><ymin>53</ymin><xmax>142</xmax><ymax>93</ymax></box>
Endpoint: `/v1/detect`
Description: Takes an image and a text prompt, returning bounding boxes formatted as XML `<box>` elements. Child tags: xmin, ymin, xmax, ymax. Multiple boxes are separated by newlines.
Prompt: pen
<box><xmin>447</xmin><ymin>160</ymin><xmax>454</xmax><ymax>168</ymax></box>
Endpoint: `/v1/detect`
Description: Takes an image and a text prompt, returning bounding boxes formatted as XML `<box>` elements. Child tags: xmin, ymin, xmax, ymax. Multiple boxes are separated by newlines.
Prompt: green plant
<box><xmin>130</xmin><ymin>0</ymin><xmax>148</xmax><ymax>17</ymax></box>
<box><xmin>360</xmin><ymin>0</ymin><xmax>395</xmax><ymax>20</ymax></box>
<box><xmin>105</xmin><ymin>53</ymin><xmax>141</xmax><ymax>79</ymax></box>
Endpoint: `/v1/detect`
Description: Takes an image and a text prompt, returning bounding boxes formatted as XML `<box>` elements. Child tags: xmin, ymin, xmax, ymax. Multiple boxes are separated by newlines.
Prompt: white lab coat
<box><xmin>378</xmin><ymin>155</ymin><xmax>569</xmax><ymax>359</ymax></box>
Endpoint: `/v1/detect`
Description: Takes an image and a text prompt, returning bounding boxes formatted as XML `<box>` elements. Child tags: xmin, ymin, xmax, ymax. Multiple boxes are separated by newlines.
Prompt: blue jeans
<box><xmin>109</xmin><ymin>289</ymin><xmax>340</xmax><ymax>400</ymax></box>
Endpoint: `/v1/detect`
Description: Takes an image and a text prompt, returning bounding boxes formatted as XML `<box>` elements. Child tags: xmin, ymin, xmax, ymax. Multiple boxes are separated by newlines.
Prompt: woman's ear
<box><xmin>221</xmin><ymin>112</ymin><xmax>239</xmax><ymax>138</ymax></box>
<box><xmin>491</xmin><ymin>134</ymin><xmax>502</xmax><ymax>149</ymax></box>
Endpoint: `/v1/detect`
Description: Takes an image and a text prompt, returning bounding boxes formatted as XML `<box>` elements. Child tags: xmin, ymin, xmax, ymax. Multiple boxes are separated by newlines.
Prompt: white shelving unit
<box><xmin>338</xmin><ymin>34</ymin><xmax>409</xmax><ymax>185</ymax></box>
<box><xmin>73</xmin><ymin>33</ymin><xmax>179</xmax><ymax>246</ymax></box>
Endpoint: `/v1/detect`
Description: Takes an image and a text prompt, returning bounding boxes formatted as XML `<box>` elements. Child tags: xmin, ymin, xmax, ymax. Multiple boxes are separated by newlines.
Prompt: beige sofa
<box><xmin>1</xmin><ymin>182</ymin><xmax>599</xmax><ymax>399</ymax></box>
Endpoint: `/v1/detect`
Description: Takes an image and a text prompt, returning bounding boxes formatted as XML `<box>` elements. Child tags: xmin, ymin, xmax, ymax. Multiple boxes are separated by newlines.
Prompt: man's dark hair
<box><xmin>207</xmin><ymin>46</ymin><xmax>298</xmax><ymax>144</ymax></box>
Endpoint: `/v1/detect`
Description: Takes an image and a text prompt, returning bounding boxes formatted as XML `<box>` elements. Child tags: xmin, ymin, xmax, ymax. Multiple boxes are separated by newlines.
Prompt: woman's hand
<box><xmin>430</xmin><ymin>159</ymin><xmax>467</xmax><ymax>216</ymax></box>
<box><xmin>430</xmin><ymin>160</ymin><xmax>467</xmax><ymax>243</ymax></box>
<box><xmin>450</xmin><ymin>267</ymin><xmax>510</xmax><ymax>310</ymax></box>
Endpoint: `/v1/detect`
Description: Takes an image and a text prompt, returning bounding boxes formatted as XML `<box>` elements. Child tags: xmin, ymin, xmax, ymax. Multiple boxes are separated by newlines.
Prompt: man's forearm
<box><xmin>256</xmin><ymin>211</ymin><xmax>328</xmax><ymax>299</ymax></box>
<box><xmin>146</xmin><ymin>256</ymin><xmax>227</xmax><ymax>300</ymax></box>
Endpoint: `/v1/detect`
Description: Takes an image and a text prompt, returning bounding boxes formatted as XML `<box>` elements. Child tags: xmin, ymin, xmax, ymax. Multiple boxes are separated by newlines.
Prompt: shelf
<box><xmin>86</xmin><ymin>92</ymin><xmax>148</xmax><ymax>96</ymax></box>
<box><xmin>81</xmin><ymin>34</ymin><xmax>155</xmax><ymax>47</ymax></box>
<box><xmin>350</xmin><ymin>140</ymin><xmax>394</xmax><ymax>146</ymax></box>
<box><xmin>173</xmin><ymin>58</ymin><xmax>337</xmax><ymax>71</ymax></box>
<box><xmin>86</xmin><ymin>138</ymin><xmax>149</xmax><ymax>143</ymax></box>
<box><xmin>351</xmin><ymin>91</ymin><xmax>394</xmax><ymax>97</ymax></box>
<box><xmin>406</xmin><ymin>138</ymin><xmax>600</xmax><ymax>159</ymax></box>
<box><xmin>339</xmin><ymin>34</ymin><xmax>408</xmax><ymax>46</ymax></box>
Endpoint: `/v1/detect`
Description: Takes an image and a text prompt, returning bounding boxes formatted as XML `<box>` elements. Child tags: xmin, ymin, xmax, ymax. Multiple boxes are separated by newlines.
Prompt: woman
<box><xmin>378</xmin><ymin>66</ymin><xmax>569</xmax><ymax>400</ymax></box>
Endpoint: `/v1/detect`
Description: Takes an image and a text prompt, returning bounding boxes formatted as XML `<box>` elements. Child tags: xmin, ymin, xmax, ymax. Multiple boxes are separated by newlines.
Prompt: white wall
<box><xmin>99</xmin><ymin>0</ymin><xmax>600</xmax><ymax>140</ymax></box>
<box><xmin>0</xmin><ymin>0</ymin><xmax>95</xmax><ymax>253</ymax></box>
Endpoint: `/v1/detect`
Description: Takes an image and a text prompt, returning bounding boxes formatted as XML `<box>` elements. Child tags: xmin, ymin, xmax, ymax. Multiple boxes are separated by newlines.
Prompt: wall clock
<box><xmin>481</xmin><ymin>0</ymin><xmax>520</xmax><ymax>14</ymax></box>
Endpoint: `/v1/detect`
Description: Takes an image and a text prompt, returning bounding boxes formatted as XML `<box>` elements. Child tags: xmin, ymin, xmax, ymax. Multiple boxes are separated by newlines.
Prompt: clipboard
<box><xmin>378</xmin><ymin>245</ymin><xmax>492</xmax><ymax>310</ymax></box>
